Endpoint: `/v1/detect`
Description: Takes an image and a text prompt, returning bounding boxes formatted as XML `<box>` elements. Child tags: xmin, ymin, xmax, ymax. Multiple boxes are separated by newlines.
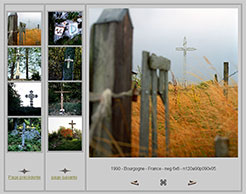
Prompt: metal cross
<box><xmin>15</xmin><ymin>49</ymin><xmax>24</xmax><ymax>79</ymax></box>
<box><xmin>65</xmin><ymin>56</ymin><xmax>74</xmax><ymax>69</ymax></box>
<box><xmin>176</xmin><ymin>36</ymin><xmax>196</xmax><ymax>86</ymax></box>
<box><xmin>69</xmin><ymin>120</ymin><xmax>76</xmax><ymax>130</ymax></box>
<box><xmin>25</xmin><ymin>90</ymin><xmax>38</xmax><ymax>107</ymax></box>
<box><xmin>17</xmin><ymin>122</ymin><xmax>26</xmax><ymax>147</ymax></box>
<box><xmin>54</xmin><ymin>84</ymin><xmax>71</xmax><ymax>114</ymax></box>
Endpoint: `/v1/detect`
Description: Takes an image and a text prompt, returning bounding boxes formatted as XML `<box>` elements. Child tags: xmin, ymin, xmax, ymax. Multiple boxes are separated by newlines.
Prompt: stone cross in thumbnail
<box><xmin>69</xmin><ymin>120</ymin><xmax>76</xmax><ymax>130</ymax></box>
<box><xmin>54</xmin><ymin>84</ymin><xmax>71</xmax><ymax>114</ymax></box>
<box><xmin>15</xmin><ymin>49</ymin><xmax>24</xmax><ymax>79</ymax></box>
<box><xmin>65</xmin><ymin>56</ymin><xmax>74</xmax><ymax>69</ymax></box>
<box><xmin>63</xmin><ymin>47</ymin><xmax>75</xmax><ymax>80</ymax></box>
<box><xmin>25</xmin><ymin>90</ymin><xmax>38</xmax><ymax>107</ymax></box>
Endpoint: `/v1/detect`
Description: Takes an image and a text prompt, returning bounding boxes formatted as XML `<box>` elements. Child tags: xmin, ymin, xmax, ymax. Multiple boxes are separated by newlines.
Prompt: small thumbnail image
<box><xmin>8</xmin><ymin>12</ymin><xmax>41</xmax><ymax>46</ymax></box>
<box><xmin>48</xmin><ymin>47</ymin><xmax>82</xmax><ymax>80</ymax></box>
<box><xmin>48</xmin><ymin>12</ymin><xmax>82</xmax><ymax>45</ymax></box>
<box><xmin>8</xmin><ymin>82</ymin><xmax>41</xmax><ymax>116</ymax></box>
<box><xmin>8</xmin><ymin>118</ymin><xmax>41</xmax><ymax>152</ymax></box>
<box><xmin>48</xmin><ymin>117</ymin><xmax>82</xmax><ymax>151</ymax></box>
<box><xmin>48</xmin><ymin>82</ymin><xmax>82</xmax><ymax>116</ymax></box>
<box><xmin>8</xmin><ymin>47</ymin><xmax>41</xmax><ymax>81</ymax></box>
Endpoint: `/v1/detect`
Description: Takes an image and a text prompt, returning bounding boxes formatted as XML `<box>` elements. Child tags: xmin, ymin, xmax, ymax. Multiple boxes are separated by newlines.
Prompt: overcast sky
<box><xmin>89</xmin><ymin>8</ymin><xmax>238</xmax><ymax>83</ymax></box>
<box><xmin>48</xmin><ymin>117</ymin><xmax>82</xmax><ymax>133</ymax></box>
<box><xmin>8</xmin><ymin>12</ymin><xmax>41</xmax><ymax>29</ymax></box>
<box><xmin>14</xmin><ymin>83</ymin><xmax>41</xmax><ymax>107</ymax></box>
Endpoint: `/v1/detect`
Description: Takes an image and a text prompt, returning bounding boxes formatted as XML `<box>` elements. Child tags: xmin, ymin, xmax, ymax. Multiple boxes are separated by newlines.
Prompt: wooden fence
<box><xmin>139</xmin><ymin>52</ymin><xmax>171</xmax><ymax>157</ymax></box>
<box><xmin>89</xmin><ymin>8</ymin><xmax>233</xmax><ymax>157</ymax></box>
<box><xmin>90</xmin><ymin>8</ymin><xmax>133</xmax><ymax>157</ymax></box>
<box><xmin>8</xmin><ymin>13</ymin><xmax>18</xmax><ymax>45</ymax></box>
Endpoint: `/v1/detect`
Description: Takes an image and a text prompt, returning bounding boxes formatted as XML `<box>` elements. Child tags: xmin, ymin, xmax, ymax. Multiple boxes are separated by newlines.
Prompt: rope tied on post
<box><xmin>89</xmin><ymin>88</ymin><xmax>134</xmax><ymax>143</ymax></box>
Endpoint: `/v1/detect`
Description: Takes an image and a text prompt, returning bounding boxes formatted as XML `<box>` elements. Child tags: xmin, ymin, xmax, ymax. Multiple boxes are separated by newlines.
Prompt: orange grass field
<box><xmin>131</xmin><ymin>83</ymin><xmax>238</xmax><ymax>157</ymax></box>
<box><xmin>17</xmin><ymin>29</ymin><xmax>41</xmax><ymax>45</ymax></box>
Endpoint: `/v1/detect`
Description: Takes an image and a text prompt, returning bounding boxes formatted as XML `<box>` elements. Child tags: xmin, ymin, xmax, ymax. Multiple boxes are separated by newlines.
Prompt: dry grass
<box><xmin>17</xmin><ymin>29</ymin><xmax>41</xmax><ymax>45</ymax></box>
<box><xmin>131</xmin><ymin>82</ymin><xmax>238</xmax><ymax>157</ymax></box>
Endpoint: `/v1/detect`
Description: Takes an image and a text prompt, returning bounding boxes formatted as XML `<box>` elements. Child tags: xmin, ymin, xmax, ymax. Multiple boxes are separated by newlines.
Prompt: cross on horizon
<box><xmin>54</xmin><ymin>84</ymin><xmax>71</xmax><ymax>114</ymax></box>
<box><xmin>25</xmin><ymin>90</ymin><xmax>38</xmax><ymax>107</ymax></box>
<box><xmin>65</xmin><ymin>56</ymin><xmax>74</xmax><ymax>69</ymax></box>
<box><xmin>69</xmin><ymin>120</ymin><xmax>76</xmax><ymax>130</ymax></box>
<box><xmin>15</xmin><ymin>49</ymin><xmax>24</xmax><ymax>79</ymax></box>
<box><xmin>176</xmin><ymin>36</ymin><xmax>196</xmax><ymax>86</ymax></box>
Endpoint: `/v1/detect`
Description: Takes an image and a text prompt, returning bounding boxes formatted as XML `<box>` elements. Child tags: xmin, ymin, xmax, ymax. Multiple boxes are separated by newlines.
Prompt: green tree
<box><xmin>8</xmin><ymin>48</ymin><xmax>41</xmax><ymax>80</ymax></box>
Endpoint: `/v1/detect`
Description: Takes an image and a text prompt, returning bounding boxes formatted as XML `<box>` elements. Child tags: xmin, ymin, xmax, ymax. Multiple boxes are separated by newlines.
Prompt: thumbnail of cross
<box><xmin>65</xmin><ymin>56</ymin><xmax>74</xmax><ymax>69</ymax></box>
<box><xmin>54</xmin><ymin>85</ymin><xmax>71</xmax><ymax>115</ymax></box>
<box><xmin>69</xmin><ymin>120</ymin><xmax>76</xmax><ymax>130</ymax></box>
<box><xmin>25</xmin><ymin>90</ymin><xmax>38</xmax><ymax>107</ymax></box>
<box><xmin>15</xmin><ymin>49</ymin><xmax>24</xmax><ymax>79</ymax></box>
<box><xmin>176</xmin><ymin>36</ymin><xmax>196</xmax><ymax>86</ymax></box>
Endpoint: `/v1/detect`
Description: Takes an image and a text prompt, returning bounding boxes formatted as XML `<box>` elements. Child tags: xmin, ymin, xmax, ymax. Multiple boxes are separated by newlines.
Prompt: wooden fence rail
<box><xmin>139</xmin><ymin>52</ymin><xmax>171</xmax><ymax>157</ymax></box>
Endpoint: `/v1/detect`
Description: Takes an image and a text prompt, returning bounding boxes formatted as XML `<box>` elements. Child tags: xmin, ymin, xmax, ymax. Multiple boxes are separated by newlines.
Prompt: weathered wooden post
<box><xmin>150</xmin><ymin>54</ymin><xmax>171</xmax><ymax>156</ymax></box>
<box><xmin>8</xmin><ymin>13</ymin><xmax>18</xmax><ymax>45</ymax></box>
<box><xmin>139</xmin><ymin>53</ymin><xmax>171</xmax><ymax>157</ymax></box>
<box><xmin>151</xmin><ymin>69</ymin><xmax>158</xmax><ymax>157</ymax></box>
<box><xmin>139</xmin><ymin>51</ymin><xmax>151</xmax><ymax>157</ymax></box>
<box><xmin>90</xmin><ymin>9</ymin><xmax>133</xmax><ymax>157</ymax></box>
<box><xmin>214</xmin><ymin>74</ymin><xmax>218</xmax><ymax>83</ymax></box>
<box><xmin>223</xmin><ymin>62</ymin><xmax>229</xmax><ymax>97</ymax></box>
<box><xmin>215</xmin><ymin>135</ymin><xmax>229</xmax><ymax>157</ymax></box>
<box><xmin>19</xmin><ymin>22</ymin><xmax>26</xmax><ymax>45</ymax></box>
<box><xmin>163</xmin><ymin>68</ymin><xmax>170</xmax><ymax>155</ymax></box>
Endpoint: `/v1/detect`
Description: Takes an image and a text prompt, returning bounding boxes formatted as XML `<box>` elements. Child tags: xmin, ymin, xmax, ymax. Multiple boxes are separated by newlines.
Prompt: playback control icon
<box><xmin>160</xmin><ymin>179</ymin><xmax>167</xmax><ymax>186</ymax></box>
<box><xmin>130</xmin><ymin>180</ymin><xmax>139</xmax><ymax>186</ymax></box>
<box><xmin>188</xmin><ymin>180</ymin><xmax>197</xmax><ymax>186</ymax></box>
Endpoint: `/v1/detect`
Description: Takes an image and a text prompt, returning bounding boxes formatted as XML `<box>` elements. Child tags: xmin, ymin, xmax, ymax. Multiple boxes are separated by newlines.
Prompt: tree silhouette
<box><xmin>8</xmin><ymin>83</ymin><xmax>22</xmax><ymax>113</ymax></box>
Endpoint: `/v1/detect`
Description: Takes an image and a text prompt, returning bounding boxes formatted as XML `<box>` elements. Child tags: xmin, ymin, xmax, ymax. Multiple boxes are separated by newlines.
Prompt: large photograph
<box><xmin>89</xmin><ymin>8</ymin><xmax>238</xmax><ymax>157</ymax></box>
